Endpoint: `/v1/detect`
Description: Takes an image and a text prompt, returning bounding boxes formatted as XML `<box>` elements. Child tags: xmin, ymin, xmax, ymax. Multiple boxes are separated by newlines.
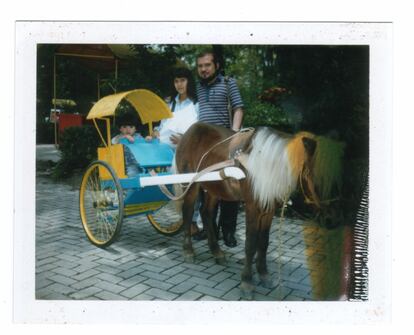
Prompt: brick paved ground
<box><xmin>36</xmin><ymin>154</ymin><xmax>323</xmax><ymax>301</ymax></box>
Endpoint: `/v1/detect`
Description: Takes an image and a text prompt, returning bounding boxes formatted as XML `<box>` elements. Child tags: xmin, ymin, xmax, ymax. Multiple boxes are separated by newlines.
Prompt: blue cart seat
<box><xmin>119</xmin><ymin>137</ymin><xmax>174</xmax><ymax>168</ymax></box>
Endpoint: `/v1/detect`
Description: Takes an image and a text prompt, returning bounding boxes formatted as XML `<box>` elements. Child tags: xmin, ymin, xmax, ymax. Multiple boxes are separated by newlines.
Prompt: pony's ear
<box><xmin>302</xmin><ymin>137</ymin><xmax>317</xmax><ymax>157</ymax></box>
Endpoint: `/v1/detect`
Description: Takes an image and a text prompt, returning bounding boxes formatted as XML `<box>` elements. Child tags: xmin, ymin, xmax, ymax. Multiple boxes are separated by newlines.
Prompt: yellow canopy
<box><xmin>87</xmin><ymin>89</ymin><xmax>172</xmax><ymax>124</ymax></box>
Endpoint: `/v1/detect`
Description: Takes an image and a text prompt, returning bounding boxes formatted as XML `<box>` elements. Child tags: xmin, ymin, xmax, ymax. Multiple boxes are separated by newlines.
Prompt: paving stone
<box><xmin>187</xmin><ymin>276</ymin><xmax>216</xmax><ymax>288</ymax></box>
<box><xmin>93</xmin><ymin>291</ymin><xmax>129</xmax><ymax>300</ymax></box>
<box><xmin>203</xmin><ymin>264</ymin><xmax>226</xmax><ymax>275</ymax></box>
<box><xmin>182</xmin><ymin>269</ymin><xmax>211</xmax><ymax>279</ymax></box>
<box><xmin>50</xmin><ymin>266</ymin><xmax>78</xmax><ymax>277</ymax></box>
<box><xmin>35</xmin><ymin>277</ymin><xmax>54</xmax><ymax>290</ymax></box>
<box><xmin>120</xmin><ymin>283</ymin><xmax>151</xmax><ymax>298</ymax></box>
<box><xmin>198</xmin><ymin>295</ymin><xmax>221</xmax><ymax>301</ymax></box>
<box><xmin>94</xmin><ymin>281</ymin><xmax>126</xmax><ymax>294</ymax></box>
<box><xmin>174</xmin><ymin>290</ymin><xmax>203</xmax><ymax>301</ymax></box>
<box><xmin>221</xmin><ymin>287</ymin><xmax>242</xmax><ymax>301</ymax></box>
<box><xmin>290</xmin><ymin>289</ymin><xmax>313</xmax><ymax>300</ymax></box>
<box><xmin>35</xmin><ymin>169</ymin><xmax>319</xmax><ymax>302</ymax></box>
<box><xmin>169</xmin><ymin>281</ymin><xmax>197</xmax><ymax>294</ymax></box>
<box><xmin>166</xmin><ymin>273</ymin><xmax>191</xmax><ymax>285</ymax></box>
<box><xmin>49</xmin><ymin>274</ymin><xmax>77</xmax><ymax>286</ymax></box>
<box><xmin>143</xmin><ymin>278</ymin><xmax>173</xmax><ymax>291</ymax></box>
<box><xmin>71</xmin><ymin>269</ymin><xmax>101</xmax><ymax>281</ymax></box>
<box><xmin>118</xmin><ymin>266</ymin><xmax>145</xmax><ymax>279</ymax></box>
<box><xmin>70</xmin><ymin>277</ymin><xmax>101</xmax><ymax>290</ymax></box>
<box><xmin>118</xmin><ymin>275</ymin><xmax>147</xmax><ymax>288</ymax></box>
<box><xmin>133</xmin><ymin>293</ymin><xmax>155</xmax><ymax>301</ymax></box>
<box><xmin>193</xmin><ymin>285</ymin><xmax>225</xmax><ymax>299</ymax></box>
<box><xmin>95</xmin><ymin>264</ymin><xmax>124</xmax><ymax>275</ymax></box>
<box><xmin>209</xmin><ymin>271</ymin><xmax>233</xmax><ymax>283</ymax></box>
<box><xmin>213</xmin><ymin>278</ymin><xmax>240</xmax><ymax>291</ymax></box>
<box><xmin>47</xmin><ymin>282</ymin><xmax>76</xmax><ymax>295</ymax></box>
<box><xmin>140</xmin><ymin>271</ymin><xmax>170</xmax><ymax>282</ymax></box>
<box><xmin>145</xmin><ymin>288</ymin><xmax>179</xmax><ymax>300</ymax></box>
<box><xmin>69</xmin><ymin>287</ymin><xmax>103</xmax><ymax>299</ymax></box>
<box><xmin>95</xmin><ymin>272</ymin><xmax>125</xmax><ymax>284</ymax></box>
<box><xmin>161</xmin><ymin>266</ymin><xmax>186</xmax><ymax>277</ymax></box>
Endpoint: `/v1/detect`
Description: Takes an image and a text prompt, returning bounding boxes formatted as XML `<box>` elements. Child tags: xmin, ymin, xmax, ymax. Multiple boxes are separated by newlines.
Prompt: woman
<box><xmin>147</xmin><ymin>67</ymin><xmax>205</xmax><ymax>239</ymax></box>
<box><xmin>147</xmin><ymin>67</ymin><xmax>198</xmax><ymax>148</ymax></box>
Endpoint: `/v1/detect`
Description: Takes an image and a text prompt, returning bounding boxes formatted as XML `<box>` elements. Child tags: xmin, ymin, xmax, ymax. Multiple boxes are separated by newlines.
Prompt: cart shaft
<box><xmin>139</xmin><ymin>167</ymin><xmax>245</xmax><ymax>187</ymax></box>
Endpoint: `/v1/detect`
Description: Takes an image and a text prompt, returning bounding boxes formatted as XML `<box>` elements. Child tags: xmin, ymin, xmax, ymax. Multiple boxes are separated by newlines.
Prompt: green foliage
<box><xmin>243</xmin><ymin>101</ymin><xmax>291</xmax><ymax>129</ymax></box>
<box><xmin>53</xmin><ymin>126</ymin><xmax>100</xmax><ymax>178</ymax></box>
<box><xmin>313</xmin><ymin>137</ymin><xmax>346</xmax><ymax>200</ymax></box>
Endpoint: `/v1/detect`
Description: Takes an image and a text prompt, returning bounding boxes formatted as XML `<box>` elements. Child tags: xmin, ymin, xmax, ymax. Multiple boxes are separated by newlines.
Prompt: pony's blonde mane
<box><xmin>245</xmin><ymin>127</ymin><xmax>345</xmax><ymax>209</ymax></box>
<box><xmin>246</xmin><ymin>128</ymin><xmax>297</xmax><ymax>209</ymax></box>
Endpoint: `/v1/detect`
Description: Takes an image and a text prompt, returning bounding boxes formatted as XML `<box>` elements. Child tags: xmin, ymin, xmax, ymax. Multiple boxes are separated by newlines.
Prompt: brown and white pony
<box><xmin>175</xmin><ymin>122</ymin><xmax>321</xmax><ymax>299</ymax></box>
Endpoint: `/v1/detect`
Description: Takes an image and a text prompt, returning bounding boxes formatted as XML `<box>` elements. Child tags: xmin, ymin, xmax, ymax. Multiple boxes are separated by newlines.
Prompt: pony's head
<box><xmin>289</xmin><ymin>132</ymin><xmax>345</xmax><ymax>227</ymax></box>
<box><xmin>246</xmin><ymin>129</ymin><xmax>320</xmax><ymax>210</ymax></box>
<box><xmin>244</xmin><ymin>128</ymin><xmax>344</xmax><ymax>214</ymax></box>
<box><xmin>287</xmin><ymin>132</ymin><xmax>321</xmax><ymax>209</ymax></box>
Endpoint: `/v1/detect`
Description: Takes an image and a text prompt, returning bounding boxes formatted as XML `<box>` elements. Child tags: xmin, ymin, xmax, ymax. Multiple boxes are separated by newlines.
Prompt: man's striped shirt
<box><xmin>196</xmin><ymin>74</ymin><xmax>244</xmax><ymax>128</ymax></box>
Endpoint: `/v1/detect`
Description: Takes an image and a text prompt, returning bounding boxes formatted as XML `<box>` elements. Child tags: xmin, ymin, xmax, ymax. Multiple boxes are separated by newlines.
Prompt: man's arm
<box><xmin>232</xmin><ymin>107</ymin><xmax>243</xmax><ymax>131</ymax></box>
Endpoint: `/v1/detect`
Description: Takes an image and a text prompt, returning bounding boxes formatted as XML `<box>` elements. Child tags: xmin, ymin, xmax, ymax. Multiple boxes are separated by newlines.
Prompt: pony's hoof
<box><xmin>259</xmin><ymin>275</ymin><xmax>275</xmax><ymax>289</ymax></box>
<box><xmin>183</xmin><ymin>251</ymin><xmax>195</xmax><ymax>263</ymax></box>
<box><xmin>215</xmin><ymin>255</ymin><xmax>227</xmax><ymax>265</ymax></box>
<box><xmin>240</xmin><ymin>282</ymin><xmax>255</xmax><ymax>300</ymax></box>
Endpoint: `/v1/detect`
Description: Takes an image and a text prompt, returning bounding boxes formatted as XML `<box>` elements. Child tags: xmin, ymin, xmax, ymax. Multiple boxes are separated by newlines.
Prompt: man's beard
<box><xmin>199</xmin><ymin>73</ymin><xmax>217</xmax><ymax>85</ymax></box>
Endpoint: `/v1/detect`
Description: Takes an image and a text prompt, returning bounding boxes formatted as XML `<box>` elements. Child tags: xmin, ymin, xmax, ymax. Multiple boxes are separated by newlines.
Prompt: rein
<box><xmin>150</xmin><ymin>128</ymin><xmax>255</xmax><ymax>201</ymax></box>
<box><xmin>195</xmin><ymin>127</ymin><xmax>255</xmax><ymax>172</ymax></box>
<box><xmin>299</xmin><ymin>167</ymin><xmax>339</xmax><ymax>207</ymax></box>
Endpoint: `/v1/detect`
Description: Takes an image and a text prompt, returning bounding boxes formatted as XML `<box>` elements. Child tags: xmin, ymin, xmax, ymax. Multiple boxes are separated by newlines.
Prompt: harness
<box><xmin>150</xmin><ymin>128</ymin><xmax>255</xmax><ymax>201</ymax></box>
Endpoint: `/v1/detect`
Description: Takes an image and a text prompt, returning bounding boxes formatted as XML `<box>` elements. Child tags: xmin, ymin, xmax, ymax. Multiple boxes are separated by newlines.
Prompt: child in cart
<box><xmin>112</xmin><ymin>114</ymin><xmax>144</xmax><ymax>177</ymax></box>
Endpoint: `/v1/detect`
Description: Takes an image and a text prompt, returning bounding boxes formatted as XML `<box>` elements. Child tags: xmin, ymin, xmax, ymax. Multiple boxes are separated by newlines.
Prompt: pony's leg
<box><xmin>200</xmin><ymin>192</ymin><xmax>226</xmax><ymax>265</ymax></box>
<box><xmin>240</xmin><ymin>204</ymin><xmax>259</xmax><ymax>300</ymax></box>
<box><xmin>182</xmin><ymin>185</ymin><xmax>199</xmax><ymax>263</ymax></box>
<box><xmin>255</xmin><ymin>212</ymin><xmax>275</xmax><ymax>289</ymax></box>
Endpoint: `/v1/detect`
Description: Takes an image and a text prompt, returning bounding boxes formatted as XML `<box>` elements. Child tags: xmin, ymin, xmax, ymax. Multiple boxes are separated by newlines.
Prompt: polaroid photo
<box><xmin>14</xmin><ymin>21</ymin><xmax>392</xmax><ymax>324</ymax></box>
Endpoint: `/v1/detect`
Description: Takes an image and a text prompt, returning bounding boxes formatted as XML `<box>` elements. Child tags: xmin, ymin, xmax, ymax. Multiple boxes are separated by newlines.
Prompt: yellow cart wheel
<box><xmin>147</xmin><ymin>200</ymin><xmax>183</xmax><ymax>236</ymax></box>
<box><xmin>79</xmin><ymin>160</ymin><xmax>124</xmax><ymax>247</ymax></box>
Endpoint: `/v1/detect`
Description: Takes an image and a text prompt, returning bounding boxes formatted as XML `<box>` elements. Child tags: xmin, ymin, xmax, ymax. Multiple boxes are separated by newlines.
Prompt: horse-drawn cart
<box><xmin>79</xmin><ymin>89</ymin><xmax>246</xmax><ymax>247</ymax></box>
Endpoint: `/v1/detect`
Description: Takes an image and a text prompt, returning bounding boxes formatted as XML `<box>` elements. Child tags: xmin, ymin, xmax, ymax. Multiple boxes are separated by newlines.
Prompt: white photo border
<box><xmin>14</xmin><ymin>21</ymin><xmax>392</xmax><ymax>324</ymax></box>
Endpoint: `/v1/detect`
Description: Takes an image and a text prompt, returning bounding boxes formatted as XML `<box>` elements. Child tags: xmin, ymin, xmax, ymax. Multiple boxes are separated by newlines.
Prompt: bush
<box><xmin>243</xmin><ymin>101</ymin><xmax>292</xmax><ymax>130</ymax></box>
<box><xmin>53</xmin><ymin>126</ymin><xmax>100</xmax><ymax>178</ymax></box>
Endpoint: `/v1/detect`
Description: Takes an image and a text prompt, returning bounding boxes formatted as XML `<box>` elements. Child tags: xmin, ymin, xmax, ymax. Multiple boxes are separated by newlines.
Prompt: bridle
<box><xmin>299</xmin><ymin>165</ymin><xmax>339</xmax><ymax>208</ymax></box>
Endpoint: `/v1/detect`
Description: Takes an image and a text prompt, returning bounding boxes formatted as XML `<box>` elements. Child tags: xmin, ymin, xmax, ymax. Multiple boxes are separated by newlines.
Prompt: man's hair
<box><xmin>196</xmin><ymin>50</ymin><xmax>218</xmax><ymax>67</ymax></box>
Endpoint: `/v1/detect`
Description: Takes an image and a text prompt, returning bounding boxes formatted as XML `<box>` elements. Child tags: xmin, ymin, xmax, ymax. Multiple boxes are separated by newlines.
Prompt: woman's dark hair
<box><xmin>169</xmin><ymin>67</ymin><xmax>197</xmax><ymax>106</ymax></box>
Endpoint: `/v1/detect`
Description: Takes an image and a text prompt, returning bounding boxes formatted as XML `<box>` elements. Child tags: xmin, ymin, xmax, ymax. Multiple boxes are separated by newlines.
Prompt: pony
<box><xmin>175</xmin><ymin>122</ymin><xmax>334</xmax><ymax>299</ymax></box>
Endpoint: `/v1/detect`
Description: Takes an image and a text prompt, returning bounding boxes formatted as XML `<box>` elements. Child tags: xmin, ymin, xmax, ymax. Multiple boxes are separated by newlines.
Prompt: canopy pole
<box><xmin>93</xmin><ymin>119</ymin><xmax>108</xmax><ymax>148</ymax></box>
<box><xmin>148</xmin><ymin>122</ymin><xmax>153</xmax><ymax>136</ymax></box>
<box><xmin>106</xmin><ymin>118</ymin><xmax>112</xmax><ymax>147</ymax></box>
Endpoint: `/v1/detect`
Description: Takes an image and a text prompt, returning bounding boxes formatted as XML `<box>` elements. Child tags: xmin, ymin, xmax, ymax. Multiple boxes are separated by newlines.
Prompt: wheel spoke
<box><xmin>80</xmin><ymin>161</ymin><xmax>123</xmax><ymax>247</ymax></box>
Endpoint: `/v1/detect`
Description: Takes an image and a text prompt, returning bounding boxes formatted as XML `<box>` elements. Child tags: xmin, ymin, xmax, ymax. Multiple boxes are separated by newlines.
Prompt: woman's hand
<box><xmin>170</xmin><ymin>133</ymin><xmax>182</xmax><ymax>145</ymax></box>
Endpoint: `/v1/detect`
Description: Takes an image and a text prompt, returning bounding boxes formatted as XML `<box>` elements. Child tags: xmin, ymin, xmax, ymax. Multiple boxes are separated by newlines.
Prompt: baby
<box><xmin>112</xmin><ymin>117</ymin><xmax>143</xmax><ymax>177</ymax></box>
